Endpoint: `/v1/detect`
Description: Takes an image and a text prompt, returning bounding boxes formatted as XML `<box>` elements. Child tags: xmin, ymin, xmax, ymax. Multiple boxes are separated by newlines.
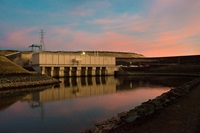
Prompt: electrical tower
<box><xmin>40</xmin><ymin>29</ymin><xmax>46</xmax><ymax>51</ymax></box>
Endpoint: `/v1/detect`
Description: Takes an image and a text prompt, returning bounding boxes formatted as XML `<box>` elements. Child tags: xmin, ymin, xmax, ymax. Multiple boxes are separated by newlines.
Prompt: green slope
<box><xmin>0</xmin><ymin>56</ymin><xmax>30</xmax><ymax>74</ymax></box>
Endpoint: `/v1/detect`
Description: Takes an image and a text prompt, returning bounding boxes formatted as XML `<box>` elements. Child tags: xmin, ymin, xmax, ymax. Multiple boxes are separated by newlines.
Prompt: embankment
<box><xmin>0</xmin><ymin>74</ymin><xmax>59</xmax><ymax>97</ymax></box>
<box><xmin>0</xmin><ymin>55</ymin><xmax>59</xmax><ymax>97</ymax></box>
<box><xmin>84</xmin><ymin>77</ymin><xmax>200</xmax><ymax>133</ymax></box>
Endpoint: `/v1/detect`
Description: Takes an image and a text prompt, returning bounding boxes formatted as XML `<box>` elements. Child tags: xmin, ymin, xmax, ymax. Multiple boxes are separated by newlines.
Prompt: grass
<box><xmin>0</xmin><ymin>50</ymin><xmax>19</xmax><ymax>56</ymax></box>
<box><xmin>0</xmin><ymin>56</ymin><xmax>30</xmax><ymax>74</ymax></box>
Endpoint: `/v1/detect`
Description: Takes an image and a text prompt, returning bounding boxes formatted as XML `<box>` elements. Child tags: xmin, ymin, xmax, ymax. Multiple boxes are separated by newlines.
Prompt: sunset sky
<box><xmin>0</xmin><ymin>0</ymin><xmax>200</xmax><ymax>57</ymax></box>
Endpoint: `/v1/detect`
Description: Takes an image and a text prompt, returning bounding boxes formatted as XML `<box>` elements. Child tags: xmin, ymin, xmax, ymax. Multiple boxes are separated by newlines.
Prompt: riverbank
<box><xmin>109</xmin><ymin>83</ymin><xmax>200</xmax><ymax>133</ymax></box>
<box><xmin>0</xmin><ymin>74</ymin><xmax>59</xmax><ymax>97</ymax></box>
<box><xmin>84</xmin><ymin>77</ymin><xmax>200</xmax><ymax>133</ymax></box>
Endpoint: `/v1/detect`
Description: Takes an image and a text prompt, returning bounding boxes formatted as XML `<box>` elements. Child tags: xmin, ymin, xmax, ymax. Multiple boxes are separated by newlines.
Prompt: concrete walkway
<box><xmin>109</xmin><ymin>85</ymin><xmax>200</xmax><ymax>133</ymax></box>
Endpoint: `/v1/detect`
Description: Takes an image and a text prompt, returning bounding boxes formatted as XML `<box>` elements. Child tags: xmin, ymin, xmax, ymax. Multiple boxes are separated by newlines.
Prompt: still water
<box><xmin>0</xmin><ymin>76</ymin><xmax>195</xmax><ymax>133</ymax></box>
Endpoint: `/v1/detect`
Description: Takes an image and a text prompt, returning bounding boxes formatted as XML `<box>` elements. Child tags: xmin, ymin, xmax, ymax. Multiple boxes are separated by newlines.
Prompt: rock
<box><xmin>125</xmin><ymin>112</ymin><xmax>140</xmax><ymax>123</ymax></box>
<box><xmin>102</xmin><ymin>123</ymin><xmax>116</xmax><ymax>130</ymax></box>
<box><xmin>118</xmin><ymin>111</ymin><xmax>128</xmax><ymax>118</ymax></box>
<box><xmin>90</xmin><ymin>127</ymin><xmax>101</xmax><ymax>133</ymax></box>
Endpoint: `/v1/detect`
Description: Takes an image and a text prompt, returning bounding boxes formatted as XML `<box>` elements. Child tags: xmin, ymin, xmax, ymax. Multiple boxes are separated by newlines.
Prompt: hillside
<box><xmin>45</xmin><ymin>51</ymin><xmax>144</xmax><ymax>58</ymax></box>
<box><xmin>0</xmin><ymin>50</ymin><xmax>19</xmax><ymax>56</ymax></box>
<box><xmin>1</xmin><ymin>50</ymin><xmax>144</xmax><ymax>58</ymax></box>
<box><xmin>0</xmin><ymin>56</ymin><xmax>30</xmax><ymax>75</ymax></box>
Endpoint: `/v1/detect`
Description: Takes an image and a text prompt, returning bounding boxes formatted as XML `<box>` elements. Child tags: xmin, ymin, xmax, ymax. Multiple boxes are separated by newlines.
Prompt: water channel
<box><xmin>0</xmin><ymin>76</ymin><xmax>195</xmax><ymax>133</ymax></box>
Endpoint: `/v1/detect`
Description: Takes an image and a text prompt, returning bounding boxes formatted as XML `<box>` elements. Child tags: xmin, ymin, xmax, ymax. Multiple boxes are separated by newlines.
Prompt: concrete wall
<box><xmin>32</xmin><ymin>53</ymin><xmax>115</xmax><ymax>66</ymax></box>
<box><xmin>21</xmin><ymin>53</ymin><xmax>33</xmax><ymax>66</ymax></box>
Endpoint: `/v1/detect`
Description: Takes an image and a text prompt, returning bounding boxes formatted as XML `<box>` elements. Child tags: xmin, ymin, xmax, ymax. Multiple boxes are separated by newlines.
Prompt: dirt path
<box><xmin>109</xmin><ymin>85</ymin><xmax>200</xmax><ymax>133</ymax></box>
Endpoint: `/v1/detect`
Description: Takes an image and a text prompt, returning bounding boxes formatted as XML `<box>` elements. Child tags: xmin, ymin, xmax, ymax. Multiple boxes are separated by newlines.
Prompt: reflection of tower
<box><xmin>40</xmin><ymin>29</ymin><xmax>45</xmax><ymax>51</ymax></box>
<box><xmin>29</xmin><ymin>92</ymin><xmax>44</xmax><ymax>120</ymax></box>
<box><xmin>30</xmin><ymin>102</ymin><xmax>44</xmax><ymax>120</ymax></box>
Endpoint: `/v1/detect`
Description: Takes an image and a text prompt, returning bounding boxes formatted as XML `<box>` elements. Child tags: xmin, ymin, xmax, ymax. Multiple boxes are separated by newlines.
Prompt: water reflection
<box><xmin>0</xmin><ymin>76</ymin><xmax>195</xmax><ymax>133</ymax></box>
<box><xmin>22</xmin><ymin>76</ymin><xmax>195</xmax><ymax>103</ymax></box>
<box><xmin>22</xmin><ymin>76</ymin><xmax>117</xmax><ymax>103</ymax></box>
<box><xmin>116</xmin><ymin>76</ymin><xmax>195</xmax><ymax>91</ymax></box>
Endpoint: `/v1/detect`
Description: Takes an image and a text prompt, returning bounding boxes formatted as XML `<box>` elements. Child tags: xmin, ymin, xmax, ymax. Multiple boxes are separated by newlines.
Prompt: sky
<box><xmin>0</xmin><ymin>0</ymin><xmax>200</xmax><ymax>57</ymax></box>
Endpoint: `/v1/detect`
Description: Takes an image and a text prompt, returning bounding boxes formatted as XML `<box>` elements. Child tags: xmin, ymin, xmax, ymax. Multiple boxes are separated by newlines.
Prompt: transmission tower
<box><xmin>40</xmin><ymin>29</ymin><xmax>46</xmax><ymax>51</ymax></box>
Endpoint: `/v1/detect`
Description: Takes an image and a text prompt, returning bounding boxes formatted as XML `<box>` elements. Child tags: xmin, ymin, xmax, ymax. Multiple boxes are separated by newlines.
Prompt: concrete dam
<box><xmin>31</xmin><ymin>52</ymin><xmax>118</xmax><ymax>77</ymax></box>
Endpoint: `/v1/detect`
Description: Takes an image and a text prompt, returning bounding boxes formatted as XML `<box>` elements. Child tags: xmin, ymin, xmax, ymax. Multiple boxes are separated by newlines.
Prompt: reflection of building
<box><xmin>32</xmin><ymin>52</ymin><xmax>118</xmax><ymax>77</ymax></box>
<box><xmin>22</xmin><ymin>77</ymin><xmax>118</xmax><ymax>102</ymax></box>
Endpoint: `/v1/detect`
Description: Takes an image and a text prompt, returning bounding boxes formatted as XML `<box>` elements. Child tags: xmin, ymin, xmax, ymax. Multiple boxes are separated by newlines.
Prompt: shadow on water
<box><xmin>0</xmin><ymin>96</ymin><xmax>23</xmax><ymax>111</ymax></box>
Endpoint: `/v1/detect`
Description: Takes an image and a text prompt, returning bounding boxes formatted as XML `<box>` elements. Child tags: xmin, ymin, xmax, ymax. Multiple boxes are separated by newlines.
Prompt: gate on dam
<box><xmin>31</xmin><ymin>52</ymin><xmax>118</xmax><ymax>77</ymax></box>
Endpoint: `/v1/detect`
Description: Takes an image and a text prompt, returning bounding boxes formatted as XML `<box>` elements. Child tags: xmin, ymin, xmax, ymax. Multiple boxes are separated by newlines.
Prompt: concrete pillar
<box><xmin>92</xmin><ymin>67</ymin><xmax>96</xmax><ymax>76</ymax></box>
<box><xmin>77</xmin><ymin>67</ymin><xmax>81</xmax><ymax>76</ymax></box>
<box><xmin>41</xmin><ymin>67</ymin><xmax>45</xmax><ymax>75</ymax></box>
<box><xmin>51</xmin><ymin>67</ymin><xmax>54</xmax><ymax>77</ymax></box>
<box><xmin>69</xmin><ymin>67</ymin><xmax>72</xmax><ymax>77</ymax></box>
<box><xmin>59</xmin><ymin>67</ymin><xmax>64</xmax><ymax>77</ymax></box>
<box><xmin>99</xmin><ymin>67</ymin><xmax>102</xmax><ymax>76</ymax></box>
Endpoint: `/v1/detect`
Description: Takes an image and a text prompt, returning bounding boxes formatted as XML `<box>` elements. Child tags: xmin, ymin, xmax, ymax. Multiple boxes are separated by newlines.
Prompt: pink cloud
<box><xmin>46</xmin><ymin>30</ymin><xmax>146</xmax><ymax>52</ymax></box>
<box><xmin>44</xmin><ymin>22</ymin><xmax>199</xmax><ymax>56</ymax></box>
<box><xmin>0</xmin><ymin>27</ymin><xmax>38</xmax><ymax>49</ymax></box>
<box><xmin>87</xmin><ymin>19</ymin><xmax>114</xmax><ymax>24</ymax></box>
<box><xmin>141</xmin><ymin>44</ymin><xmax>193</xmax><ymax>57</ymax></box>
<box><xmin>1</xmin><ymin>0</ymin><xmax>200</xmax><ymax>57</ymax></box>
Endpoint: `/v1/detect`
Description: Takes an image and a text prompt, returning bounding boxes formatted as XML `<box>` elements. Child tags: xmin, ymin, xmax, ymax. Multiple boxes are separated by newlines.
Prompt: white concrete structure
<box><xmin>32</xmin><ymin>52</ymin><xmax>118</xmax><ymax>77</ymax></box>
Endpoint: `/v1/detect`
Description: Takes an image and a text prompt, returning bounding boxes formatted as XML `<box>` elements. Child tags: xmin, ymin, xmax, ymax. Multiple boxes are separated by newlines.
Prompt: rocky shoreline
<box><xmin>0</xmin><ymin>74</ymin><xmax>59</xmax><ymax>97</ymax></box>
<box><xmin>84</xmin><ymin>77</ymin><xmax>200</xmax><ymax>133</ymax></box>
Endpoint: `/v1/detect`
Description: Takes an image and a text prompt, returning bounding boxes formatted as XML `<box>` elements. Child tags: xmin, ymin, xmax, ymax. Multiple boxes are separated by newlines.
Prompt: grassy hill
<box><xmin>1</xmin><ymin>50</ymin><xmax>144</xmax><ymax>58</ymax></box>
<box><xmin>0</xmin><ymin>56</ymin><xmax>30</xmax><ymax>75</ymax></box>
<box><xmin>44</xmin><ymin>51</ymin><xmax>144</xmax><ymax>58</ymax></box>
<box><xmin>0</xmin><ymin>50</ymin><xmax>19</xmax><ymax>56</ymax></box>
